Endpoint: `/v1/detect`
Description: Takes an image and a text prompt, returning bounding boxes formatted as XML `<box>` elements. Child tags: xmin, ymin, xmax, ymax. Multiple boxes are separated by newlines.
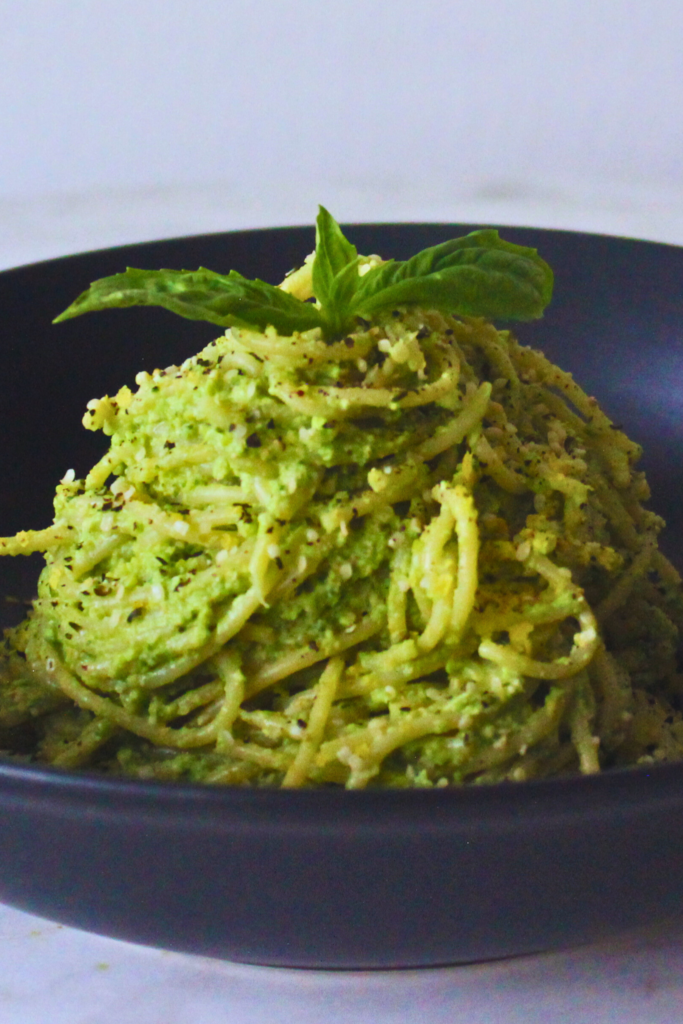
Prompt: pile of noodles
<box><xmin>2</xmin><ymin>285</ymin><xmax>683</xmax><ymax>787</ymax></box>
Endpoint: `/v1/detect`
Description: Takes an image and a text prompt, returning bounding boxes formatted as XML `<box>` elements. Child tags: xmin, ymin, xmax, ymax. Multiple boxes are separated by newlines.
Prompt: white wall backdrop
<box><xmin>1</xmin><ymin>0</ymin><xmax>682</xmax><ymax>266</ymax></box>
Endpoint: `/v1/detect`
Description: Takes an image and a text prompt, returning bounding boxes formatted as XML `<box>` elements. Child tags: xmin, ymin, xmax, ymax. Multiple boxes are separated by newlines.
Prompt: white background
<box><xmin>2</xmin><ymin>3</ymin><xmax>683</xmax><ymax>1021</ymax></box>
<box><xmin>1</xmin><ymin>0</ymin><xmax>683</xmax><ymax>267</ymax></box>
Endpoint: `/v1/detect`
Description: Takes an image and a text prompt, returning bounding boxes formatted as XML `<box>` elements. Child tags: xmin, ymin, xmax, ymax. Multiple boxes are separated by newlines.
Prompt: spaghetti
<box><xmin>1</xmin><ymin>227</ymin><xmax>683</xmax><ymax>788</ymax></box>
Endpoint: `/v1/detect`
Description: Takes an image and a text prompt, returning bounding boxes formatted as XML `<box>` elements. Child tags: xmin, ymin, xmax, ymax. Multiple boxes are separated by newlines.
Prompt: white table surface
<box><xmin>2</xmin><ymin>903</ymin><xmax>683</xmax><ymax>1024</ymax></box>
<box><xmin>2</xmin><ymin>181</ymin><xmax>683</xmax><ymax>1023</ymax></box>
<box><xmin>2</xmin><ymin>176</ymin><xmax>683</xmax><ymax>273</ymax></box>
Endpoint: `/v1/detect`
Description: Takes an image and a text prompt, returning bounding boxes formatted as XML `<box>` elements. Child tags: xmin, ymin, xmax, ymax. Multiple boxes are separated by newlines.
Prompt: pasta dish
<box><xmin>1</xmin><ymin>210</ymin><xmax>682</xmax><ymax>788</ymax></box>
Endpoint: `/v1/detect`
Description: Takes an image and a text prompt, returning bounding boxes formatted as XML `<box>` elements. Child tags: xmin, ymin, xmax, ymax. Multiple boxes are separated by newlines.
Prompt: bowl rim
<box><xmin>6</xmin><ymin>219</ymin><xmax>683</xmax><ymax>276</ymax></box>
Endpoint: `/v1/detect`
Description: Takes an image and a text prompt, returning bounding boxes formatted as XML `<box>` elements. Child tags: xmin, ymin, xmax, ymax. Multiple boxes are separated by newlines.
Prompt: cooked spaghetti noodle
<box><xmin>1</xmin><ymin>237</ymin><xmax>683</xmax><ymax>788</ymax></box>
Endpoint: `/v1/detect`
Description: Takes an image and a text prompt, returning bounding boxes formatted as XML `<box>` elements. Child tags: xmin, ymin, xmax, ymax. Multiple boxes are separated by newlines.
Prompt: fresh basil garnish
<box><xmin>311</xmin><ymin>205</ymin><xmax>359</xmax><ymax>337</ymax></box>
<box><xmin>351</xmin><ymin>230</ymin><xmax>553</xmax><ymax>323</ymax></box>
<box><xmin>54</xmin><ymin>208</ymin><xmax>553</xmax><ymax>339</ymax></box>
<box><xmin>54</xmin><ymin>266</ymin><xmax>324</xmax><ymax>335</ymax></box>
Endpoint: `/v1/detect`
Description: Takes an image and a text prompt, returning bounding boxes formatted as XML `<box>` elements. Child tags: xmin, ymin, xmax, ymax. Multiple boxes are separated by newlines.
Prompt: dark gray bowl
<box><xmin>1</xmin><ymin>224</ymin><xmax>682</xmax><ymax>969</ymax></box>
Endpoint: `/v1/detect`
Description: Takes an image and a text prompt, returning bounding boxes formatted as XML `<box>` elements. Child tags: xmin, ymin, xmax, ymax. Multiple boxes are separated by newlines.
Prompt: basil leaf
<box><xmin>53</xmin><ymin>267</ymin><xmax>324</xmax><ymax>336</ymax></box>
<box><xmin>312</xmin><ymin>206</ymin><xmax>360</xmax><ymax>335</ymax></box>
<box><xmin>351</xmin><ymin>230</ymin><xmax>553</xmax><ymax>322</ymax></box>
<box><xmin>312</xmin><ymin>206</ymin><xmax>358</xmax><ymax>300</ymax></box>
<box><xmin>52</xmin><ymin>217</ymin><xmax>554</xmax><ymax>345</ymax></box>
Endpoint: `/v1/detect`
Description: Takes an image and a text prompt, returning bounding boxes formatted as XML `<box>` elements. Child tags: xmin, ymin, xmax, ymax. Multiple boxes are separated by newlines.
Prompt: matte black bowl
<box><xmin>1</xmin><ymin>225</ymin><xmax>683</xmax><ymax>969</ymax></box>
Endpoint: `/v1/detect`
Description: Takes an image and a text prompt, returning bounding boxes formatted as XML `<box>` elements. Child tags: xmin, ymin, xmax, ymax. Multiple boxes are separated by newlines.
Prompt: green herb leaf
<box><xmin>53</xmin><ymin>215</ymin><xmax>554</xmax><ymax>343</ymax></box>
<box><xmin>53</xmin><ymin>267</ymin><xmax>324</xmax><ymax>336</ymax></box>
<box><xmin>312</xmin><ymin>206</ymin><xmax>358</xmax><ymax>302</ymax></box>
<box><xmin>311</xmin><ymin>206</ymin><xmax>360</xmax><ymax>336</ymax></box>
<box><xmin>351</xmin><ymin>230</ymin><xmax>554</xmax><ymax>322</ymax></box>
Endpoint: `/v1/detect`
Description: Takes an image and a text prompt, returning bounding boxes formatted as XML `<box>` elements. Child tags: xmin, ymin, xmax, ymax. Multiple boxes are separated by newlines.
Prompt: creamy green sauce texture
<box><xmin>2</xmin><ymin>222</ymin><xmax>683</xmax><ymax>787</ymax></box>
